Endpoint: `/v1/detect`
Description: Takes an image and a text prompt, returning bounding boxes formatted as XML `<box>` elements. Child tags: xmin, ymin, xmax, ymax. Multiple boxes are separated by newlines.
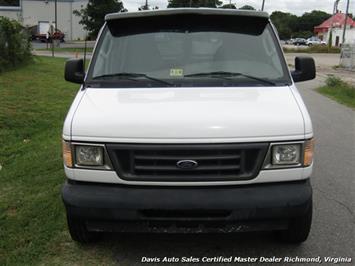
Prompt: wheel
<box><xmin>67</xmin><ymin>214</ymin><xmax>101</xmax><ymax>243</ymax></box>
<box><xmin>275</xmin><ymin>202</ymin><xmax>312</xmax><ymax>243</ymax></box>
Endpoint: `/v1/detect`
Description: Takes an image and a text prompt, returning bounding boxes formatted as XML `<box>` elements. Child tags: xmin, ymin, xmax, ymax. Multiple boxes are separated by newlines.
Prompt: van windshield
<box><xmin>87</xmin><ymin>15</ymin><xmax>291</xmax><ymax>87</ymax></box>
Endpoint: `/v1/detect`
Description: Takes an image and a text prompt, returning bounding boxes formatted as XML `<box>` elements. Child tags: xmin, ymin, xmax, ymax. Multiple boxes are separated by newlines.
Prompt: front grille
<box><xmin>106</xmin><ymin>143</ymin><xmax>268</xmax><ymax>182</ymax></box>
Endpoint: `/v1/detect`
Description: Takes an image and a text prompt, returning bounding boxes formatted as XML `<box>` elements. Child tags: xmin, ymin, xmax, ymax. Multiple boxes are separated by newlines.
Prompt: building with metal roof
<box><xmin>314</xmin><ymin>12</ymin><xmax>355</xmax><ymax>46</ymax></box>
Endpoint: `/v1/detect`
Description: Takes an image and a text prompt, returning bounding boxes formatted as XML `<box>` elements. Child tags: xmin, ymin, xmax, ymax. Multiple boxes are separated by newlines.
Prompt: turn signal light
<box><xmin>303</xmin><ymin>138</ymin><xmax>315</xmax><ymax>167</ymax></box>
<box><xmin>62</xmin><ymin>141</ymin><xmax>73</xmax><ymax>168</ymax></box>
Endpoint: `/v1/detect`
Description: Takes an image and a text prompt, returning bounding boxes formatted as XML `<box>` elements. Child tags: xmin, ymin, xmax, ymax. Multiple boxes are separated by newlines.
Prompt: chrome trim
<box><xmin>66</xmin><ymin>166</ymin><xmax>312</xmax><ymax>186</ymax></box>
<box><xmin>176</xmin><ymin>160</ymin><xmax>199</xmax><ymax>169</ymax></box>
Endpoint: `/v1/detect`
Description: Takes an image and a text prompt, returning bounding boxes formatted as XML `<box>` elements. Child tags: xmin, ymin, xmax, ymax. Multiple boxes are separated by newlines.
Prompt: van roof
<box><xmin>105</xmin><ymin>8</ymin><xmax>269</xmax><ymax>21</ymax></box>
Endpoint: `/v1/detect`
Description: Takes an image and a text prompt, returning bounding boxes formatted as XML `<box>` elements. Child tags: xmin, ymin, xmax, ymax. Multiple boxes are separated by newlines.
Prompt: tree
<box><xmin>73</xmin><ymin>0</ymin><xmax>125</xmax><ymax>38</ymax></box>
<box><xmin>0</xmin><ymin>17</ymin><xmax>32</xmax><ymax>72</ymax></box>
<box><xmin>270</xmin><ymin>11</ymin><xmax>298</xmax><ymax>39</ymax></box>
<box><xmin>239</xmin><ymin>5</ymin><xmax>255</xmax><ymax>10</ymax></box>
<box><xmin>297</xmin><ymin>10</ymin><xmax>331</xmax><ymax>33</ymax></box>
<box><xmin>167</xmin><ymin>0</ymin><xmax>222</xmax><ymax>8</ymax></box>
<box><xmin>271</xmin><ymin>10</ymin><xmax>331</xmax><ymax>40</ymax></box>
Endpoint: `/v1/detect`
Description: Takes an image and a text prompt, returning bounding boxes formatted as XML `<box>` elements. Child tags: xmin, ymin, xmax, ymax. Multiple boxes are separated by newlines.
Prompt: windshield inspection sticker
<box><xmin>170</xmin><ymin>68</ymin><xmax>184</xmax><ymax>77</ymax></box>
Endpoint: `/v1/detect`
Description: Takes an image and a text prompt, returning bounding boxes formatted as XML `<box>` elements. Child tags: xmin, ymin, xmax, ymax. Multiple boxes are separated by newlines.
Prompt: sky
<box><xmin>122</xmin><ymin>0</ymin><xmax>355</xmax><ymax>16</ymax></box>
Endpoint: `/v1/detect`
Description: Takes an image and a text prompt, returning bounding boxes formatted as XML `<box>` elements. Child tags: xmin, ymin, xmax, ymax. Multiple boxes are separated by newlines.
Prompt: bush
<box><xmin>0</xmin><ymin>16</ymin><xmax>32</xmax><ymax>73</ymax></box>
<box><xmin>325</xmin><ymin>76</ymin><xmax>344</xmax><ymax>87</ymax></box>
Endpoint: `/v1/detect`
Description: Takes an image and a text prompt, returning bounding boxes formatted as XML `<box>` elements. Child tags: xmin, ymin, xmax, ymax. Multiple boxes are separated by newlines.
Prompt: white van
<box><xmin>62</xmin><ymin>8</ymin><xmax>315</xmax><ymax>244</ymax></box>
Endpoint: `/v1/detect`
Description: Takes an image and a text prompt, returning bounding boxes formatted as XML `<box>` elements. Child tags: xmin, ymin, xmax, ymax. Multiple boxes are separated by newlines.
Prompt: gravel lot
<box><xmin>285</xmin><ymin>53</ymin><xmax>355</xmax><ymax>85</ymax></box>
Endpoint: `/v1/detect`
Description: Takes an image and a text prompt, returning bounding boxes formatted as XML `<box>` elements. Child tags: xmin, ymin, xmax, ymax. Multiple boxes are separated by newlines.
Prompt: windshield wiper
<box><xmin>93</xmin><ymin>72</ymin><xmax>173</xmax><ymax>86</ymax></box>
<box><xmin>184</xmin><ymin>71</ymin><xmax>277</xmax><ymax>86</ymax></box>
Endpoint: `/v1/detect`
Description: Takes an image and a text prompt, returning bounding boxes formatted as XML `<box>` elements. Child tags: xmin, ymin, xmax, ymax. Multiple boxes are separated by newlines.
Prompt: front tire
<box><xmin>67</xmin><ymin>214</ymin><xmax>101</xmax><ymax>243</ymax></box>
<box><xmin>276</xmin><ymin>202</ymin><xmax>312</xmax><ymax>243</ymax></box>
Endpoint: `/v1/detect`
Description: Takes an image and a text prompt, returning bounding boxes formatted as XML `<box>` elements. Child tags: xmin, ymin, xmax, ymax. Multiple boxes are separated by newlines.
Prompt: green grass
<box><xmin>317</xmin><ymin>76</ymin><xmax>355</xmax><ymax>109</ymax></box>
<box><xmin>0</xmin><ymin>57</ymin><xmax>115</xmax><ymax>265</ymax></box>
<box><xmin>36</xmin><ymin>47</ymin><xmax>94</xmax><ymax>53</ymax></box>
<box><xmin>283</xmin><ymin>45</ymin><xmax>341</xmax><ymax>54</ymax></box>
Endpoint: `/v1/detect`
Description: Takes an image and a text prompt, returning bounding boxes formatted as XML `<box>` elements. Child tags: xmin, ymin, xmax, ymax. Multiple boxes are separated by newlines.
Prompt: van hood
<box><xmin>70</xmin><ymin>87</ymin><xmax>305</xmax><ymax>143</ymax></box>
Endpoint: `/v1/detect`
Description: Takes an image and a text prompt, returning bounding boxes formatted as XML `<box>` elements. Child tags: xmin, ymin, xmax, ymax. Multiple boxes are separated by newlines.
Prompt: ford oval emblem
<box><xmin>176</xmin><ymin>160</ymin><xmax>198</xmax><ymax>169</ymax></box>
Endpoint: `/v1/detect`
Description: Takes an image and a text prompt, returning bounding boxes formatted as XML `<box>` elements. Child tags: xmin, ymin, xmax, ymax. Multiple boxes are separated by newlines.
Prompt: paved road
<box><xmin>31</xmin><ymin>40</ymin><xmax>94</xmax><ymax>59</ymax></box>
<box><xmin>93</xmin><ymin>79</ymin><xmax>354</xmax><ymax>265</ymax></box>
<box><xmin>33</xmin><ymin>50</ymin><xmax>93</xmax><ymax>59</ymax></box>
<box><xmin>285</xmin><ymin>53</ymin><xmax>340</xmax><ymax>69</ymax></box>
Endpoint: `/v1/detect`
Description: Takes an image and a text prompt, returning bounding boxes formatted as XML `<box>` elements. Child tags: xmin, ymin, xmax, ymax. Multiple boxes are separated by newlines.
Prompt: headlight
<box><xmin>75</xmin><ymin>145</ymin><xmax>104</xmax><ymax>166</ymax></box>
<box><xmin>272</xmin><ymin>144</ymin><xmax>301</xmax><ymax>165</ymax></box>
<box><xmin>62</xmin><ymin>141</ymin><xmax>112</xmax><ymax>169</ymax></box>
<box><xmin>263</xmin><ymin>139</ymin><xmax>314</xmax><ymax>169</ymax></box>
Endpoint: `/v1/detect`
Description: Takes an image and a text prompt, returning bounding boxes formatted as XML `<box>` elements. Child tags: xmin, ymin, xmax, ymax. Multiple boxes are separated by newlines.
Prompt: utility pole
<box><xmin>54</xmin><ymin>0</ymin><xmax>57</xmax><ymax>31</ymax></box>
<box><xmin>342</xmin><ymin>0</ymin><xmax>350</xmax><ymax>45</ymax></box>
<box><xmin>53</xmin><ymin>0</ymin><xmax>58</xmax><ymax>53</ymax></box>
<box><xmin>51</xmin><ymin>25</ymin><xmax>54</xmax><ymax>57</ymax></box>
<box><xmin>261</xmin><ymin>0</ymin><xmax>265</xmax><ymax>11</ymax></box>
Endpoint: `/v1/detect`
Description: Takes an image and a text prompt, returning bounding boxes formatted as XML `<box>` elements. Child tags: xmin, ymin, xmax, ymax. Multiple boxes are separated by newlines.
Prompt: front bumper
<box><xmin>62</xmin><ymin>179</ymin><xmax>312</xmax><ymax>232</ymax></box>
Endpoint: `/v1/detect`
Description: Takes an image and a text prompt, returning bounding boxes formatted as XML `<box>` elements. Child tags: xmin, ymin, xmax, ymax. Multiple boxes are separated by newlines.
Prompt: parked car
<box><xmin>62</xmin><ymin>8</ymin><xmax>316</xmax><ymax>244</ymax></box>
<box><xmin>285</xmin><ymin>38</ymin><xmax>295</xmax><ymax>44</ymax></box>
<box><xmin>306</xmin><ymin>37</ymin><xmax>326</xmax><ymax>46</ymax></box>
<box><xmin>293</xmin><ymin>38</ymin><xmax>307</xmax><ymax>46</ymax></box>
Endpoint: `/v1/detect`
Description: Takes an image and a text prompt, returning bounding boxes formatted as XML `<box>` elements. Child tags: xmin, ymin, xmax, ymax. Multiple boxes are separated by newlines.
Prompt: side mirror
<box><xmin>65</xmin><ymin>59</ymin><xmax>85</xmax><ymax>84</ymax></box>
<box><xmin>291</xmin><ymin>57</ymin><xmax>316</xmax><ymax>82</ymax></box>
